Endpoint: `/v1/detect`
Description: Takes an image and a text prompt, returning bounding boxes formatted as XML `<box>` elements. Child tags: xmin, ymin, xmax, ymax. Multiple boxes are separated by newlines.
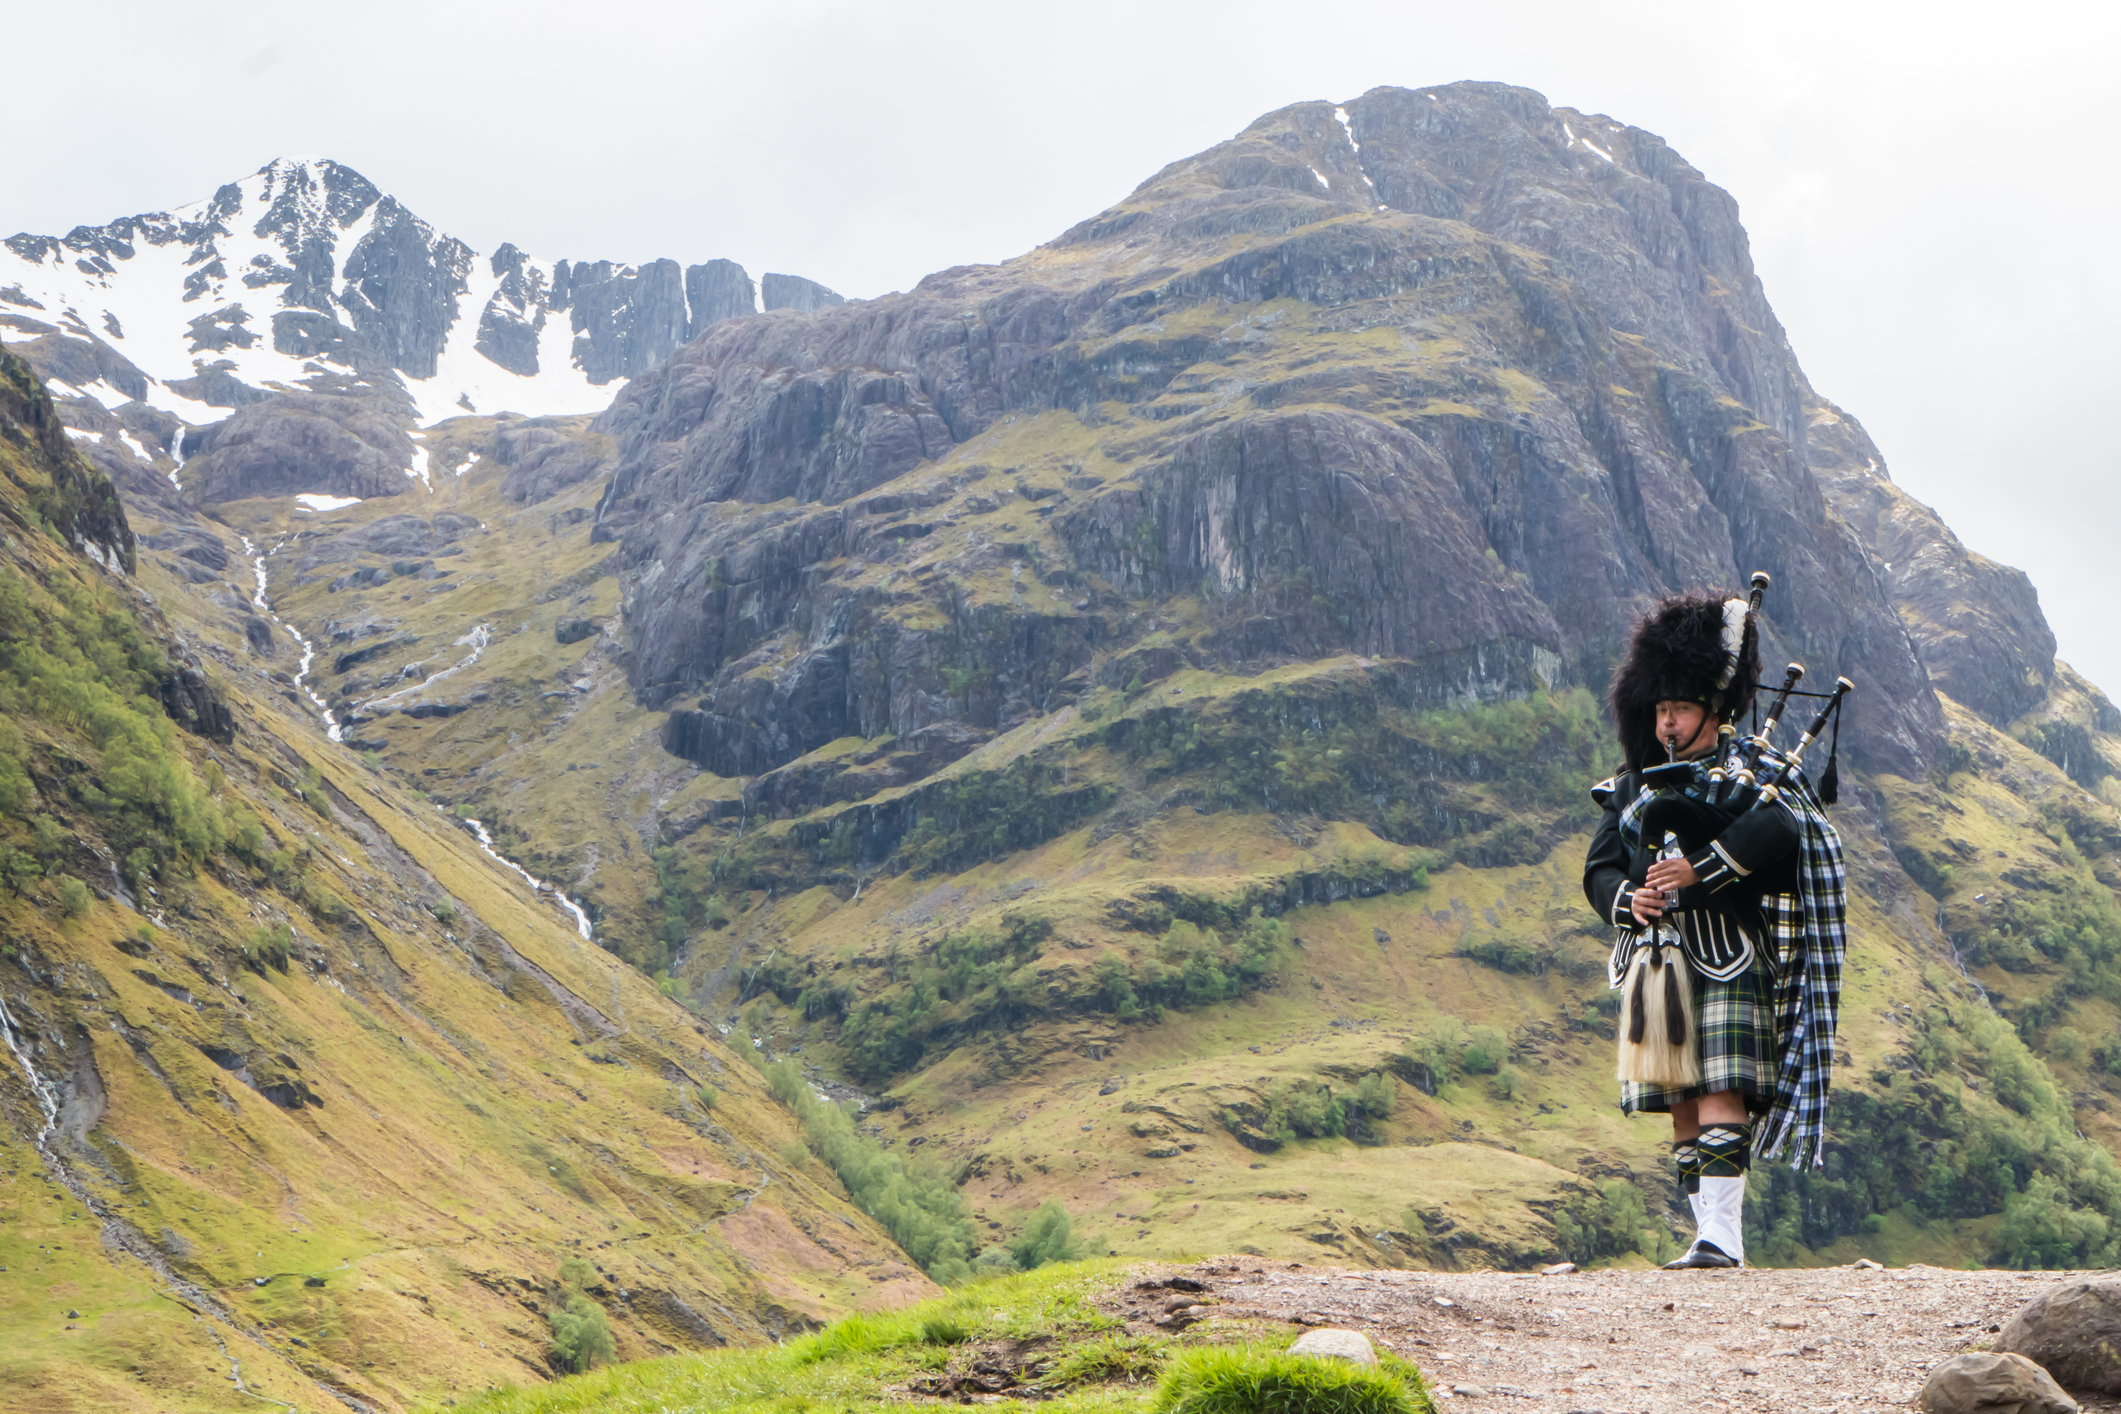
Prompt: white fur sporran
<box><xmin>1615</xmin><ymin>939</ymin><xmax>1701</xmax><ymax>1086</ymax></box>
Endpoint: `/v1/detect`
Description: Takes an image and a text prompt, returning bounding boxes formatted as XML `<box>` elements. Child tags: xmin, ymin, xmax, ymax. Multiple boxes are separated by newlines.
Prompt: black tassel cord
<box><xmin>1628</xmin><ymin>957</ymin><xmax>1649</xmax><ymax>1044</ymax></box>
<box><xmin>1663</xmin><ymin>950</ymin><xmax>1687</xmax><ymax>1045</ymax></box>
<box><xmin>1819</xmin><ymin>695</ymin><xmax>1843</xmax><ymax>806</ymax></box>
<box><xmin>1741</xmin><ymin>678</ymin><xmax>1846</xmax><ymax>808</ymax></box>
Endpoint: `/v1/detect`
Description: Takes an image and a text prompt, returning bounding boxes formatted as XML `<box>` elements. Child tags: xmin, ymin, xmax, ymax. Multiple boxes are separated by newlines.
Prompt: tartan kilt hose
<box><xmin>1619</xmin><ymin>950</ymin><xmax>1778</xmax><ymax>1115</ymax></box>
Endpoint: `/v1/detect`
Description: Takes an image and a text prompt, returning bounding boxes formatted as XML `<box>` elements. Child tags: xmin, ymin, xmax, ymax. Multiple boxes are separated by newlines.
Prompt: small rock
<box><xmin>1851</xmin><ymin>1257</ymin><xmax>1884</xmax><ymax>1270</ymax></box>
<box><xmin>1289</xmin><ymin>1329</ymin><xmax>1378</xmax><ymax>1367</ymax></box>
<box><xmin>1542</xmin><ymin>1263</ymin><xmax>1577</xmax><ymax>1276</ymax></box>
<box><xmin>1452</xmin><ymin>1386</ymin><xmax>1487</xmax><ymax>1398</ymax></box>
<box><xmin>1770</xmin><ymin>1319</ymin><xmax>1806</xmax><ymax>1329</ymax></box>
<box><xmin>64</xmin><ymin>1308</ymin><xmax>79</xmax><ymax>1319</ymax></box>
<box><xmin>1995</xmin><ymin>1280</ymin><xmax>2121</xmax><ymax>1395</ymax></box>
<box><xmin>1918</xmin><ymin>1352</ymin><xmax>2077</xmax><ymax>1414</ymax></box>
<box><xmin>1433</xmin><ymin>1296</ymin><xmax>1457</xmax><ymax>1308</ymax></box>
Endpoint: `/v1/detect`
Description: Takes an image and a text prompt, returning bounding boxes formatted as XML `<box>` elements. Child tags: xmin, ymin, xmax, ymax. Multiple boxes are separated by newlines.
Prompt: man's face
<box><xmin>1654</xmin><ymin>699</ymin><xmax>1715</xmax><ymax>757</ymax></box>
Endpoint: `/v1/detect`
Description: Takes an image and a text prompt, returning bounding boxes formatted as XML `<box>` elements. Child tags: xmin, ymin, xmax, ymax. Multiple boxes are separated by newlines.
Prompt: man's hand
<box><xmin>1629</xmin><ymin>888</ymin><xmax>1665</xmax><ymax>927</ymax></box>
<box><xmin>1645</xmin><ymin>857</ymin><xmax>1699</xmax><ymax>894</ymax></box>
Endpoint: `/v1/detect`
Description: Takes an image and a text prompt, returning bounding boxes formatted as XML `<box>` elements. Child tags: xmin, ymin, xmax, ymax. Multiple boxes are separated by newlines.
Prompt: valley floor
<box><xmin>453</xmin><ymin>1257</ymin><xmax>2118</xmax><ymax>1414</ymax></box>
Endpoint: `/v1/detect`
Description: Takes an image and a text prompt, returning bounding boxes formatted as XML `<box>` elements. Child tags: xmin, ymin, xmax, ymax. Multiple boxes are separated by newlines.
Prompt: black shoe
<box><xmin>1661</xmin><ymin>1241</ymin><xmax>1739</xmax><ymax>1270</ymax></box>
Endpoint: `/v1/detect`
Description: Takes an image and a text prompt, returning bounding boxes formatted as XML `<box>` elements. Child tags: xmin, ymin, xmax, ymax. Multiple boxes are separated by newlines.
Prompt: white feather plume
<box><xmin>1715</xmin><ymin>597</ymin><xmax>1748</xmax><ymax>689</ymax></box>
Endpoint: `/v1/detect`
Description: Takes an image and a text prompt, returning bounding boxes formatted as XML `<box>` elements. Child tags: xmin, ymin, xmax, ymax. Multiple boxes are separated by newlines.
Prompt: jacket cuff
<box><xmin>1611</xmin><ymin>880</ymin><xmax>1638</xmax><ymax>926</ymax></box>
<box><xmin>1686</xmin><ymin>841</ymin><xmax>1746</xmax><ymax>894</ymax></box>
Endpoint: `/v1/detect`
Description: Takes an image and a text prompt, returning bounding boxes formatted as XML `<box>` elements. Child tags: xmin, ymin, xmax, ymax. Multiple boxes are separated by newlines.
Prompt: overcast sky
<box><xmin>10</xmin><ymin>0</ymin><xmax>2118</xmax><ymax>696</ymax></box>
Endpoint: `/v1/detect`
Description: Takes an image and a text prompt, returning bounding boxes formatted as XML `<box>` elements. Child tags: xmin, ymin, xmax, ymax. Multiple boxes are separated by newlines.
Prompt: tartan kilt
<box><xmin>1619</xmin><ymin>949</ymin><xmax>1778</xmax><ymax>1115</ymax></box>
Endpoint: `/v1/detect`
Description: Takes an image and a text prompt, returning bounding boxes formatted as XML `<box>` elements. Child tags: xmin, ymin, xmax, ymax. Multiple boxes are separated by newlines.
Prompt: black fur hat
<box><xmin>1610</xmin><ymin>591</ymin><xmax>1761</xmax><ymax>771</ymax></box>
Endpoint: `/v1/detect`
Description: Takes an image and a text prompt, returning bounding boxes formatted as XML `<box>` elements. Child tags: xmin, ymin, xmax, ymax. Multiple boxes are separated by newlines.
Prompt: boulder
<box><xmin>1996</xmin><ymin>1281</ymin><xmax>2121</xmax><ymax>1394</ymax></box>
<box><xmin>555</xmin><ymin>619</ymin><xmax>599</xmax><ymax>645</ymax></box>
<box><xmin>1919</xmin><ymin>1352</ymin><xmax>2076</xmax><ymax>1414</ymax></box>
<box><xmin>1287</xmin><ymin>1329</ymin><xmax>1376</xmax><ymax>1368</ymax></box>
<box><xmin>495</xmin><ymin>422</ymin><xmax>608</xmax><ymax>504</ymax></box>
<box><xmin>180</xmin><ymin>393</ymin><xmax>414</xmax><ymax>503</ymax></box>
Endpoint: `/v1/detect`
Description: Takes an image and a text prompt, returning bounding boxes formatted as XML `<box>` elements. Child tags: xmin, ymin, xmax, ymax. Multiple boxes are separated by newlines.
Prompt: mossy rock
<box><xmin>555</xmin><ymin>617</ymin><xmax>600</xmax><ymax>644</ymax></box>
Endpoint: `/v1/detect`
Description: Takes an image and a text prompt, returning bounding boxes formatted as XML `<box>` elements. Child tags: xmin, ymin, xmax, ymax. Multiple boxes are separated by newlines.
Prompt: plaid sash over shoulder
<box><xmin>1753</xmin><ymin>754</ymin><xmax>1847</xmax><ymax>1170</ymax></box>
<box><xmin>1611</xmin><ymin>751</ymin><xmax>1848</xmax><ymax>1169</ymax></box>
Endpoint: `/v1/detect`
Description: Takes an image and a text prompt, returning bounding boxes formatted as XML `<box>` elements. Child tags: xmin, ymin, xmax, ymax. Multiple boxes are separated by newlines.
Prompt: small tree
<box><xmin>29</xmin><ymin>815</ymin><xmax>64</xmax><ymax>864</ymax></box>
<box><xmin>1461</xmin><ymin>1025</ymin><xmax>1509</xmax><ymax>1074</ymax></box>
<box><xmin>1354</xmin><ymin>1071</ymin><xmax>1394</xmax><ymax>1119</ymax></box>
<box><xmin>1011</xmin><ymin>1200</ymin><xmax>1088</xmax><ymax>1270</ymax></box>
<box><xmin>549</xmin><ymin>1293</ymin><xmax>614</xmax><ymax>1372</ymax></box>
<box><xmin>56</xmin><ymin>875</ymin><xmax>92</xmax><ymax>918</ymax></box>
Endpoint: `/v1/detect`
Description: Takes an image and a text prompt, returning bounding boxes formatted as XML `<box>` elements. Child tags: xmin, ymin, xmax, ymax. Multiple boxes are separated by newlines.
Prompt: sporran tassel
<box><xmin>1664</xmin><ymin>957</ymin><xmax>1687</xmax><ymax>1046</ymax></box>
<box><xmin>1615</xmin><ymin>940</ymin><xmax>1701</xmax><ymax>1086</ymax></box>
<box><xmin>1627</xmin><ymin>958</ymin><xmax>1649</xmax><ymax>1044</ymax></box>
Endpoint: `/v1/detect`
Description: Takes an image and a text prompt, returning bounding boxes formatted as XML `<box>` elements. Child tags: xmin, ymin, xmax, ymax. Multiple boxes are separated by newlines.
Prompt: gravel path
<box><xmin>1112</xmin><ymin>1260</ymin><xmax>2120</xmax><ymax>1413</ymax></box>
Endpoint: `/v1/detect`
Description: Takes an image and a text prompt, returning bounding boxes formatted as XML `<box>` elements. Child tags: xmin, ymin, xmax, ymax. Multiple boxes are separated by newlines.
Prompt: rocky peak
<box><xmin>0</xmin><ymin>157</ymin><xmax>845</xmax><ymax>434</ymax></box>
<box><xmin>591</xmin><ymin>81</ymin><xmax>1945</xmax><ymax>789</ymax></box>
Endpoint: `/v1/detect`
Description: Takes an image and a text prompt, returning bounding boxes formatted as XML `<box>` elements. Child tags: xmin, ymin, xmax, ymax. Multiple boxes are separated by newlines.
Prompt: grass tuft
<box><xmin>1151</xmin><ymin>1344</ymin><xmax>1433</xmax><ymax>1414</ymax></box>
<box><xmin>1043</xmin><ymin>1333</ymin><xmax>1171</xmax><ymax>1387</ymax></box>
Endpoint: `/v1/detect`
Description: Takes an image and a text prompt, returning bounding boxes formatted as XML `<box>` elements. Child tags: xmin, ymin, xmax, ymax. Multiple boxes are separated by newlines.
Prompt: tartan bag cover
<box><xmin>1616</xmin><ymin>750</ymin><xmax>1848</xmax><ymax>1169</ymax></box>
<box><xmin>1752</xmin><ymin>753</ymin><xmax>1847</xmax><ymax>1169</ymax></box>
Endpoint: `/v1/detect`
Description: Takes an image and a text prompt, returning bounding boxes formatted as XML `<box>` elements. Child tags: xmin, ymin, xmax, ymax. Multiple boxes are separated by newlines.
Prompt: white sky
<box><xmin>7</xmin><ymin>0</ymin><xmax>2117</xmax><ymax>697</ymax></box>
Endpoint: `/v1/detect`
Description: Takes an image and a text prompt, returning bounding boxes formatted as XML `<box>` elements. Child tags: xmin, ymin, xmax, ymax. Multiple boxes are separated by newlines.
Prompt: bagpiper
<box><xmin>1583</xmin><ymin>582</ymin><xmax>1850</xmax><ymax>1268</ymax></box>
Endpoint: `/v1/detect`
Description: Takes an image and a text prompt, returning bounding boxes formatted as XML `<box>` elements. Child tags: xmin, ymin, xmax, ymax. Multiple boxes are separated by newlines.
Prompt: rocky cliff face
<box><xmin>592</xmin><ymin>82</ymin><xmax>1946</xmax><ymax>798</ymax></box>
<box><xmin>0</xmin><ymin>157</ymin><xmax>844</xmax><ymax>483</ymax></box>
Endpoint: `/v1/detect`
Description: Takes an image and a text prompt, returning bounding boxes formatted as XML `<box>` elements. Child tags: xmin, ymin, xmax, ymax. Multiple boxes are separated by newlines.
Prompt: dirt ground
<box><xmin>1107</xmin><ymin>1259</ymin><xmax>2120</xmax><ymax>1413</ymax></box>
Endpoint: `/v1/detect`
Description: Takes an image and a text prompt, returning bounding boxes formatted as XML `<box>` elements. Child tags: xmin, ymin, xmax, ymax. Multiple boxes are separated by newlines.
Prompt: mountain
<box><xmin>0</xmin><ymin>155</ymin><xmax>842</xmax><ymax>430</ymax></box>
<box><xmin>192</xmin><ymin>80</ymin><xmax>2121</xmax><ymax>1281</ymax></box>
<box><xmin>13</xmin><ymin>80</ymin><xmax>2121</xmax><ymax>1410</ymax></box>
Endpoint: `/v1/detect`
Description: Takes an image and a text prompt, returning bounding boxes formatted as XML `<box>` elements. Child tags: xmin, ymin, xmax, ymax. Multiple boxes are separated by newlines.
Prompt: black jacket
<box><xmin>1583</xmin><ymin>770</ymin><xmax>1800</xmax><ymax>977</ymax></box>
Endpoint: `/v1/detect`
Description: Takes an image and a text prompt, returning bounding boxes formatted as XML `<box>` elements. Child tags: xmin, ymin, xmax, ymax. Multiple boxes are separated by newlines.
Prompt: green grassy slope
<box><xmin>0</xmin><ymin>357</ymin><xmax>935</xmax><ymax>1414</ymax></box>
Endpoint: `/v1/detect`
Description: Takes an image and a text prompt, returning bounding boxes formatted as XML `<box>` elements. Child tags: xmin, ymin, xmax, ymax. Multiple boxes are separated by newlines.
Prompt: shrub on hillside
<box><xmin>55</xmin><ymin>874</ymin><xmax>91</xmax><ymax>917</ymax></box>
<box><xmin>1265</xmin><ymin>1079</ymin><xmax>1345</xmax><ymax>1143</ymax></box>
<box><xmin>548</xmin><ymin>1292</ymin><xmax>614</xmax><ymax>1372</ymax></box>
<box><xmin>1010</xmin><ymin>1200</ymin><xmax>1094</xmax><ymax>1271</ymax></box>
<box><xmin>759</xmin><ymin>1056</ymin><xmax>976</xmax><ymax>1282</ymax></box>
<box><xmin>1459</xmin><ymin>1025</ymin><xmax>1509</xmax><ymax>1074</ymax></box>
<box><xmin>0</xmin><ymin>565</ymin><xmax>232</xmax><ymax>867</ymax></box>
<box><xmin>1554</xmin><ymin>1180</ymin><xmax>1660</xmax><ymax>1264</ymax></box>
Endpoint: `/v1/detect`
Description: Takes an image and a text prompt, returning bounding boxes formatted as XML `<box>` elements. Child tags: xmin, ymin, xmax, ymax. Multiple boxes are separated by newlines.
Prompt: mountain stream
<box><xmin>238</xmin><ymin>534</ymin><xmax>341</xmax><ymax>743</ymax></box>
<box><xmin>238</xmin><ymin>533</ymin><xmax>595</xmax><ymax>942</ymax></box>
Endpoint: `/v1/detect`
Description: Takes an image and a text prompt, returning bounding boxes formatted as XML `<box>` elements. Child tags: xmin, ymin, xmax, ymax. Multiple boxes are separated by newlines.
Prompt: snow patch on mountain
<box><xmin>1</xmin><ymin>157</ymin><xmax>832</xmax><ymax>442</ymax></box>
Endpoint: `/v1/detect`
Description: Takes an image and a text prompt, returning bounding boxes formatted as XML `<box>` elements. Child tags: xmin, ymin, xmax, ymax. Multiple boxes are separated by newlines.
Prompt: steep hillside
<box><xmin>0</xmin><ymin>347</ymin><xmax>932</xmax><ymax>1414</ymax></box>
<box><xmin>53</xmin><ymin>76</ymin><xmax>2121</xmax><ymax>1372</ymax></box>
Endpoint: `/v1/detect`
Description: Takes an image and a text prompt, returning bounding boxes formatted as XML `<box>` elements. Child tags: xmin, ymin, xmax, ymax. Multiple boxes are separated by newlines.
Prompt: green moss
<box><xmin>1151</xmin><ymin>1343</ymin><xmax>1432</xmax><ymax>1414</ymax></box>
